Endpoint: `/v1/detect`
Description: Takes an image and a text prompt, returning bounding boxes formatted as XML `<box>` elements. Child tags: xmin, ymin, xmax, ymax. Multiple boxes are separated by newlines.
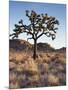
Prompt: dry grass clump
<box><xmin>49</xmin><ymin>68</ymin><xmax>58</xmax><ymax>75</ymax></box>
<box><xmin>9</xmin><ymin>62</ymin><xmax>16</xmax><ymax>70</ymax></box>
<box><xmin>57</xmin><ymin>64</ymin><xmax>64</xmax><ymax>71</ymax></box>
<box><xmin>46</xmin><ymin>53</ymin><xmax>56</xmax><ymax>59</ymax></box>
<box><xmin>15</xmin><ymin>64</ymin><xmax>24</xmax><ymax>73</ymax></box>
<box><xmin>17</xmin><ymin>74</ymin><xmax>26</xmax><ymax>81</ymax></box>
<box><xmin>28</xmin><ymin>75</ymin><xmax>39</xmax><ymax>82</ymax></box>
<box><xmin>39</xmin><ymin>53</ymin><xmax>51</xmax><ymax>63</ymax></box>
<box><xmin>43</xmin><ymin>63</ymin><xmax>49</xmax><ymax>72</ymax></box>
<box><xmin>9</xmin><ymin>72</ymin><xmax>17</xmax><ymax>82</ymax></box>
<box><xmin>17</xmin><ymin>74</ymin><xmax>28</xmax><ymax>88</ymax></box>
<box><xmin>58</xmin><ymin>57</ymin><xmax>66</xmax><ymax>65</ymax></box>
<box><xmin>57</xmin><ymin>72</ymin><xmax>66</xmax><ymax>85</ymax></box>
<box><xmin>54</xmin><ymin>53</ymin><xmax>66</xmax><ymax>64</ymax></box>
<box><xmin>39</xmin><ymin>73</ymin><xmax>48</xmax><ymax>86</ymax></box>
<box><xmin>9</xmin><ymin>52</ymin><xmax>16</xmax><ymax>61</ymax></box>
<box><xmin>15</xmin><ymin>52</ymin><xmax>30</xmax><ymax>61</ymax></box>
<box><xmin>38</xmin><ymin>63</ymin><xmax>49</xmax><ymax>74</ymax></box>
<box><xmin>9</xmin><ymin>81</ymin><xmax>19</xmax><ymax>89</ymax></box>
<box><xmin>24</xmin><ymin>58</ymin><xmax>38</xmax><ymax>75</ymax></box>
<box><xmin>48</xmin><ymin>74</ymin><xmax>59</xmax><ymax>86</ymax></box>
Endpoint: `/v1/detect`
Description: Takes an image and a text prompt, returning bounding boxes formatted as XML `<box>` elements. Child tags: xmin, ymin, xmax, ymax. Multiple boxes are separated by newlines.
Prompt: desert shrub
<box><xmin>35</xmin><ymin>53</ymin><xmax>51</xmax><ymax>65</ymax></box>
<box><xmin>9</xmin><ymin>72</ymin><xmax>17</xmax><ymax>82</ymax></box>
<box><xmin>38</xmin><ymin>63</ymin><xmax>49</xmax><ymax>74</ymax></box>
<box><xmin>23</xmin><ymin>58</ymin><xmax>38</xmax><ymax>75</ymax></box>
<box><xmin>39</xmin><ymin>73</ymin><xmax>48</xmax><ymax>86</ymax></box>
<box><xmin>15</xmin><ymin>64</ymin><xmax>24</xmax><ymax>73</ymax></box>
<box><xmin>17</xmin><ymin>74</ymin><xmax>28</xmax><ymax>88</ymax></box>
<box><xmin>9</xmin><ymin>62</ymin><xmax>16</xmax><ymax>70</ymax></box>
<box><xmin>57</xmin><ymin>72</ymin><xmax>66</xmax><ymax>85</ymax></box>
<box><xmin>48</xmin><ymin>74</ymin><xmax>59</xmax><ymax>86</ymax></box>
<box><xmin>43</xmin><ymin>63</ymin><xmax>49</xmax><ymax>72</ymax></box>
<box><xmin>29</xmin><ymin>75</ymin><xmax>39</xmax><ymax>82</ymax></box>
<box><xmin>54</xmin><ymin>53</ymin><xmax>66</xmax><ymax>64</ymax></box>
<box><xmin>57</xmin><ymin>64</ymin><xmax>64</xmax><ymax>71</ymax></box>
<box><xmin>15</xmin><ymin>53</ymin><xmax>28</xmax><ymax>61</ymax></box>
<box><xmin>17</xmin><ymin>74</ymin><xmax>26</xmax><ymax>81</ymax></box>
<box><xmin>42</xmin><ymin>56</ymin><xmax>51</xmax><ymax>63</ymax></box>
<box><xmin>46</xmin><ymin>53</ymin><xmax>55</xmax><ymax>58</ymax></box>
<box><xmin>58</xmin><ymin>58</ymin><xmax>66</xmax><ymax>65</ymax></box>
<box><xmin>9</xmin><ymin>81</ymin><xmax>19</xmax><ymax>89</ymax></box>
<box><xmin>49</xmin><ymin>68</ymin><xmax>58</xmax><ymax>75</ymax></box>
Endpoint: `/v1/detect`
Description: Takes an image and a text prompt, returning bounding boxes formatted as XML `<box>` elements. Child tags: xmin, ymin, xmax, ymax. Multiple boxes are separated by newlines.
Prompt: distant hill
<box><xmin>9</xmin><ymin>39</ymin><xmax>32</xmax><ymax>51</ymax></box>
<box><xmin>9</xmin><ymin>39</ymin><xmax>66</xmax><ymax>52</ymax></box>
<box><xmin>37</xmin><ymin>43</ymin><xmax>55</xmax><ymax>52</ymax></box>
<box><xmin>56</xmin><ymin>47</ymin><xmax>66</xmax><ymax>52</ymax></box>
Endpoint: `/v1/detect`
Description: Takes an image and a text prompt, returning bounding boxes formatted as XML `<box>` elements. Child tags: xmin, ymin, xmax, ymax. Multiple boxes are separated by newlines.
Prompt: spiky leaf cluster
<box><xmin>10</xmin><ymin>10</ymin><xmax>59</xmax><ymax>40</ymax></box>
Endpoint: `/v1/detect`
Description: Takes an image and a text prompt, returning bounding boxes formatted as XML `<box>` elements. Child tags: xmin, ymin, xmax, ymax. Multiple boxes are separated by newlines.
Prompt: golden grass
<box><xmin>39</xmin><ymin>53</ymin><xmax>51</xmax><ymax>63</ymax></box>
<box><xmin>9</xmin><ymin>51</ymin><xmax>66</xmax><ymax>88</ymax></box>
<box><xmin>17</xmin><ymin>74</ymin><xmax>26</xmax><ymax>81</ymax></box>
<box><xmin>28</xmin><ymin>75</ymin><xmax>39</xmax><ymax>82</ymax></box>
<box><xmin>57</xmin><ymin>64</ymin><xmax>64</xmax><ymax>71</ymax></box>
<box><xmin>55</xmin><ymin>53</ymin><xmax>66</xmax><ymax>64</ymax></box>
<box><xmin>9</xmin><ymin>62</ymin><xmax>16</xmax><ymax>70</ymax></box>
<box><xmin>48</xmin><ymin>74</ymin><xmax>59</xmax><ymax>86</ymax></box>
<box><xmin>43</xmin><ymin>63</ymin><xmax>49</xmax><ymax>72</ymax></box>
<box><xmin>24</xmin><ymin>58</ymin><xmax>38</xmax><ymax>75</ymax></box>
<box><xmin>9</xmin><ymin>82</ymin><xmax>19</xmax><ymax>89</ymax></box>
<box><xmin>15</xmin><ymin>64</ymin><xmax>24</xmax><ymax>72</ymax></box>
<box><xmin>9</xmin><ymin>72</ymin><xmax>17</xmax><ymax>83</ymax></box>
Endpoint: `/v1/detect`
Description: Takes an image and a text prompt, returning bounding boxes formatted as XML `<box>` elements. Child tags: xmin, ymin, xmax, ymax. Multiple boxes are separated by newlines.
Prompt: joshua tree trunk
<box><xmin>33</xmin><ymin>39</ymin><xmax>37</xmax><ymax>59</ymax></box>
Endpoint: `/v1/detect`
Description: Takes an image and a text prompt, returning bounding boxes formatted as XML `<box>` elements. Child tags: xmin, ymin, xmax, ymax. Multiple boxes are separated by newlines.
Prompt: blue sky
<box><xmin>9</xmin><ymin>1</ymin><xmax>66</xmax><ymax>49</ymax></box>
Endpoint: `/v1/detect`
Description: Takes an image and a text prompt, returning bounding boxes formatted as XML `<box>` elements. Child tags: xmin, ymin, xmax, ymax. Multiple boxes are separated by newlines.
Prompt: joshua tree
<box><xmin>10</xmin><ymin>10</ymin><xmax>59</xmax><ymax>59</ymax></box>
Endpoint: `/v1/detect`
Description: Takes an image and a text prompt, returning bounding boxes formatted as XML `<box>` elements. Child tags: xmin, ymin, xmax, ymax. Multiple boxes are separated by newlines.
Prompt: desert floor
<box><xmin>9</xmin><ymin>51</ymin><xmax>66</xmax><ymax>89</ymax></box>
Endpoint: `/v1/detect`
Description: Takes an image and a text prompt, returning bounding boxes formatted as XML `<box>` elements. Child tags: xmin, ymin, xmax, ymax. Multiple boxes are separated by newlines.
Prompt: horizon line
<box><xmin>9</xmin><ymin>38</ymin><xmax>66</xmax><ymax>49</ymax></box>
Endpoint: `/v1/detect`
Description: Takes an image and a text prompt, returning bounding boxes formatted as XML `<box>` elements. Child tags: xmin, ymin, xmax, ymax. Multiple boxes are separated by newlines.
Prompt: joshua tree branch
<box><xmin>27</xmin><ymin>37</ymin><xmax>33</xmax><ymax>41</ymax></box>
